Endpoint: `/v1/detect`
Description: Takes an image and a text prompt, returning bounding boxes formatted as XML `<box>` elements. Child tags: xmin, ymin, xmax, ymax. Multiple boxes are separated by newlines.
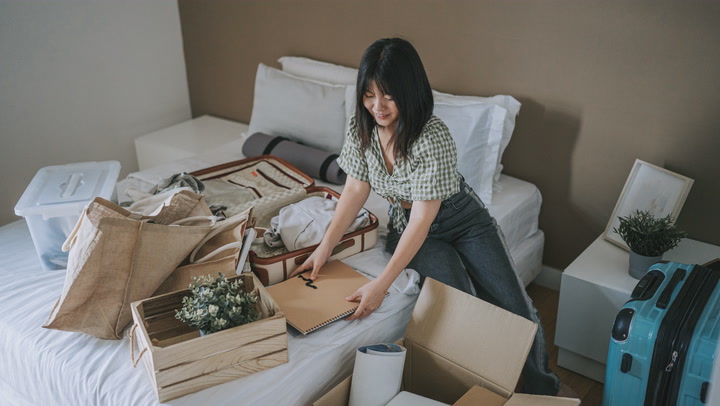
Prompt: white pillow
<box><xmin>433</xmin><ymin>102</ymin><xmax>507</xmax><ymax>204</ymax></box>
<box><xmin>433</xmin><ymin>90</ymin><xmax>521</xmax><ymax>190</ymax></box>
<box><xmin>278</xmin><ymin>56</ymin><xmax>359</xmax><ymax>127</ymax></box>
<box><xmin>343</xmin><ymin>86</ymin><xmax>357</xmax><ymax>132</ymax></box>
<box><xmin>278</xmin><ymin>56</ymin><xmax>358</xmax><ymax>85</ymax></box>
<box><xmin>248</xmin><ymin>63</ymin><xmax>348</xmax><ymax>154</ymax></box>
<box><xmin>275</xmin><ymin>56</ymin><xmax>519</xmax><ymax>198</ymax></box>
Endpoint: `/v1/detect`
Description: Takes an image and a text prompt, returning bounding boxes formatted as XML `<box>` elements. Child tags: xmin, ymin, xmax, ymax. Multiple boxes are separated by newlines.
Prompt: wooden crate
<box><xmin>130</xmin><ymin>272</ymin><xmax>287</xmax><ymax>402</ymax></box>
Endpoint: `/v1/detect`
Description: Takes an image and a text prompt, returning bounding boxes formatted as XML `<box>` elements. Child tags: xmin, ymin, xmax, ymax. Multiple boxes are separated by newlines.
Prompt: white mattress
<box><xmin>117</xmin><ymin>147</ymin><xmax>543</xmax><ymax>275</ymax></box>
<box><xmin>0</xmin><ymin>153</ymin><xmax>544</xmax><ymax>405</ymax></box>
<box><xmin>0</xmin><ymin>220</ymin><xmax>417</xmax><ymax>406</ymax></box>
<box><xmin>314</xmin><ymin>174</ymin><xmax>544</xmax><ymax>285</ymax></box>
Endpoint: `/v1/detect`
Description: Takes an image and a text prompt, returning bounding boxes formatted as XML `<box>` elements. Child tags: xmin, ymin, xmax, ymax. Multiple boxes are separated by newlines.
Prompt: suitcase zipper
<box><xmin>664</xmin><ymin>350</ymin><xmax>678</xmax><ymax>373</ymax></box>
<box><xmin>663</xmin><ymin>267</ymin><xmax>719</xmax><ymax>405</ymax></box>
<box><xmin>647</xmin><ymin>266</ymin><xmax>718</xmax><ymax>406</ymax></box>
<box><xmin>645</xmin><ymin>265</ymin><xmax>702</xmax><ymax>406</ymax></box>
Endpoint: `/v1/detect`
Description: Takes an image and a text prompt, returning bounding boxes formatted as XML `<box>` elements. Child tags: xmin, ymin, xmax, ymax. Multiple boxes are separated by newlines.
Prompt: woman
<box><xmin>291</xmin><ymin>38</ymin><xmax>563</xmax><ymax>396</ymax></box>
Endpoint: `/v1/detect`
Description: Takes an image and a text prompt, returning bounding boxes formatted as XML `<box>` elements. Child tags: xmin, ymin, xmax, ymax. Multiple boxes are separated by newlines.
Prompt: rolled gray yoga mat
<box><xmin>242</xmin><ymin>133</ymin><xmax>347</xmax><ymax>185</ymax></box>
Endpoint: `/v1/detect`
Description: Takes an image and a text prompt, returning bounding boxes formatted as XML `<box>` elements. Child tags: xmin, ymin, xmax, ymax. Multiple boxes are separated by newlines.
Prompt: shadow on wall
<box><xmin>663</xmin><ymin>131</ymin><xmax>720</xmax><ymax>247</ymax></box>
<box><xmin>504</xmin><ymin>98</ymin><xmax>595</xmax><ymax>269</ymax></box>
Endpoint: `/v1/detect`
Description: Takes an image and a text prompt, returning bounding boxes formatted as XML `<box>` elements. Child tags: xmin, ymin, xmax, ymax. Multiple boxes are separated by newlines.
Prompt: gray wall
<box><xmin>177</xmin><ymin>0</ymin><xmax>720</xmax><ymax>270</ymax></box>
<box><xmin>0</xmin><ymin>0</ymin><xmax>192</xmax><ymax>226</ymax></box>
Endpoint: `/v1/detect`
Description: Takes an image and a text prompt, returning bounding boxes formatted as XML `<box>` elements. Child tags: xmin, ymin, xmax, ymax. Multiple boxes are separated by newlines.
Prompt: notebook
<box><xmin>266</xmin><ymin>260</ymin><xmax>373</xmax><ymax>334</ymax></box>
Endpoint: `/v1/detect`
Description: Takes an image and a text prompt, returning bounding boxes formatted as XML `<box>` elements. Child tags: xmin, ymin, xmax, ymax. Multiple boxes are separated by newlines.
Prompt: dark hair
<box><xmin>355</xmin><ymin>38</ymin><xmax>434</xmax><ymax>162</ymax></box>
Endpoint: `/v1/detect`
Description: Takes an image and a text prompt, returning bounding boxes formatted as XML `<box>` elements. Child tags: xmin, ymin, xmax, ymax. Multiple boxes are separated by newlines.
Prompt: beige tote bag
<box><xmin>44</xmin><ymin>191</ymin><xmax>214</xmax><ymax>339</ymax></box>
<box><xmin>153</xmin><ymin>207</ymin><xmax>253</xmax><ymax>295</ymax></box>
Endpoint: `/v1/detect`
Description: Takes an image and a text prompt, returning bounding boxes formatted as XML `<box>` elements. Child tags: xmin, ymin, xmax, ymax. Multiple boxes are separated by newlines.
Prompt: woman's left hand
<box><xmin>345</xmin><ymin>279</ymin><xmax>390</xmax><ymax>320</ymax></box>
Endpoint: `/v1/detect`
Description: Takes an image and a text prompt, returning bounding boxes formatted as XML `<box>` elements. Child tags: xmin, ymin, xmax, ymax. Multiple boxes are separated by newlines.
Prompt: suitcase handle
<box><xmin>656</xmin><ymin>267</ymin><xmax>687</xmax><ymax>309</ymax></box>
<box><xmin>631</xmin><ymin>270</ymin><xmax>664</xmax><ymax>301</ymax></box>
<box><xmin>294</xmin><ymin>239</ymin><xmax>356</xmax><ymax>265</ymax></box>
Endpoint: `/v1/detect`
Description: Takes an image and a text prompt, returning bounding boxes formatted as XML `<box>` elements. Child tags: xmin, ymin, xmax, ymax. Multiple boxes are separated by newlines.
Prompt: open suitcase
<box><xmin>603</xmin><ymin>261</ymin><xmax>720</xmax><ymax>406</ymax></box>
<box><xmin>191</xmin><ymin>155</ymin><xmax>379</xmax><ymax>286</ymax></box>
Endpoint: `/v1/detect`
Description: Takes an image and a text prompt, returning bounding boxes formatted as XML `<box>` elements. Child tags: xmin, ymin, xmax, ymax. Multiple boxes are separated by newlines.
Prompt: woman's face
<box><xmin>363</xmin><ymin>81</ymin><xmax>399</xmax><ymax>132</ymax></box>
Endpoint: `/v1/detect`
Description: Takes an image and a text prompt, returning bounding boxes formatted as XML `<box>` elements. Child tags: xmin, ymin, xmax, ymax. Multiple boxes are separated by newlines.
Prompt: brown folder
<box><xmin>266</xmin><ymin>260</ymin><xmax>371</xmax><ymax>334</ymax></box>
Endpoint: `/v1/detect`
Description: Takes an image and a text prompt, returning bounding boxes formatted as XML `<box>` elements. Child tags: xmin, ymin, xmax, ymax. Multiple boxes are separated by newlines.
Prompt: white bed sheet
<box><xmin>117</xmin><ymin>147</ymin><xmax>542</xmax><ymax>274</ymax></box>
<box><xmin>0</xmin><ymin>220</ymin><xmax>416</xmax><ymax>406</ymax></box>
<box><xmin>312</xmin><ymin>174</ymin><xmax>544</xmax><ymax>285</ymax></box>
<box><xmin>0</xmin><ymin>226</ymin><xmax>543</xmax><ymax>406</ymax></box>
<box><xmin>0</xmin><ymin>151</ymin><xmax>544</xmax><ymax>406</ymax></box>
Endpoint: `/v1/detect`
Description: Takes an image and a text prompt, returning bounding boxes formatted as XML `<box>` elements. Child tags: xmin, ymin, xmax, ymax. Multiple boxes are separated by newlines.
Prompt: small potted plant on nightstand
<box><xmin>614</xmin><ymin>209</ymin><xmax>687</xmax><ymax>279</ymax></box>
<box><xmin>175</xmin><ymin>273</ymin><xmax>261</xmax><ymax>335</ymax></box>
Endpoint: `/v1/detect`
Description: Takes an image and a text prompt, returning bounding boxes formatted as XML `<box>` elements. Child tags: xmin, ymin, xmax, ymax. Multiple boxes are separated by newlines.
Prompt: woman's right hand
<box><xmin>289</xmin><ymin>243</ymin><xmax>333</xmax><ymax>281</ymax></box>
<box><xmin>288</xmin><ymin>176</ymin><xmax>371</xmax><ymax>281</ymax></box>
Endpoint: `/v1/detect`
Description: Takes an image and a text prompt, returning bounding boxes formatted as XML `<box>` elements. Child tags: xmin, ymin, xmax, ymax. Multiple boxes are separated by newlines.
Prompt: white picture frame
<box><xmin>604</xmin><ymin>159</ymin><xmax>694</xmax><ymax>250</ymax></box>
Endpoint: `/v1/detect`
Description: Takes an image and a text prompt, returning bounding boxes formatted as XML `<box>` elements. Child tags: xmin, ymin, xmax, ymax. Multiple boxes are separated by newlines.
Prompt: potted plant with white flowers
<box><xmin>614</xmin><ymin>210</ymin><xmax>687</xmax><ymax>279</ymax></box>
<box><xmin>175</xmin><ymin>273</ymin><xmax>261</xmax><ymax>335</ymax></box>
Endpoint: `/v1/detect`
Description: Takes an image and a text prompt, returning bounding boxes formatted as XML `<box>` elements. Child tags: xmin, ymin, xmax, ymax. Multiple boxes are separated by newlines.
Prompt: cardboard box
<box><xmin>130</xmin><ymin>272</ymin><xmax>287</xmax><ymax>402</ymax></box>
<box><xmin>453</xmin><ymin>385</ymin><xmax>580</xmax><ymax>406</ymax></box>
<box><xmin>314</xmin><ymin>278</ymin><xmax>580</xmax><ymax>406</ymax></box>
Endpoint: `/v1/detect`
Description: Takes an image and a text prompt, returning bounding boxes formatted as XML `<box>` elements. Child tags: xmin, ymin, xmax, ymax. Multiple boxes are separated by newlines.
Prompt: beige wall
<box><xmin>178</xmin><ymin>0</ymin><xmax>720</xmax><ymax>270</ymax></box>
<box><xmin>1</xmin><ymin>1</ymin><xmax>191</xmax><ymax>228</ymax></box>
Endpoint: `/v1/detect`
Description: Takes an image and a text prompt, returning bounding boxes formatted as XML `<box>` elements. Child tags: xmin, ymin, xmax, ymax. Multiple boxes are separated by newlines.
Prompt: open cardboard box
<box><xmin>314</xmin><ymin>278</ymin><xmax>580</xmax><ymax>406</ymax></box>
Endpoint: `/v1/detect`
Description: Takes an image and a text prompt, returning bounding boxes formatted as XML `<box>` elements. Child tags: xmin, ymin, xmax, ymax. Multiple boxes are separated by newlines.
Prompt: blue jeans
<box><xmin>385</xmin><ymin>182</ymin><xmax>561</xmax><ymax>396</ymax></box>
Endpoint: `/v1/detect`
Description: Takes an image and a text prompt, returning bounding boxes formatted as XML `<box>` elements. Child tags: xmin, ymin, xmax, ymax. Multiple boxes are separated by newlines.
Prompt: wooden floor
<box><xmin>526</xmin><ymin>283</ymin><xmax>604</xmax><ymax>406</ymax></box>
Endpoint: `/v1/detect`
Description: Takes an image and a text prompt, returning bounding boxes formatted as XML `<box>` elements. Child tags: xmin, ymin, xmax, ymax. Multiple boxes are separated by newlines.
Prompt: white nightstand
<box><xmin>134</xmin><ymin>115</ymin><xmax>249</xmax><ymax>170</ymax></box>
<box><xmin>554</xmin><ymin>236</ymin><xmax>720</xmax><ymax>382</ymax></box>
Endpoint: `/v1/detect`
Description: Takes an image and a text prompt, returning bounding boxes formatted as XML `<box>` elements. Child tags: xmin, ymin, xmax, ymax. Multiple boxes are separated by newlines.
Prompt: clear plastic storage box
<box><xmin>14</xmin><ymin>161</ymin><xmax>121</xmax><ymax>271</ymax></box>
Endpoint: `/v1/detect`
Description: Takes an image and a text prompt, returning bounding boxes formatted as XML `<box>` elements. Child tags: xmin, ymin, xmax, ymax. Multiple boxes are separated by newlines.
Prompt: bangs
<box><xmin>361</xmin><ymin>70</ymin><xmax>394</xmax><ymax>98</ymax></box>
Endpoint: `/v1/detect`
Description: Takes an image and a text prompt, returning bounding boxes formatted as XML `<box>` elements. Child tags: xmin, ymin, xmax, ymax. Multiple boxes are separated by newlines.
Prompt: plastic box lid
<box><xmin>15</xmin><ymin>161</ymin><xmax>121</xmax><ymax>219</ymax></box>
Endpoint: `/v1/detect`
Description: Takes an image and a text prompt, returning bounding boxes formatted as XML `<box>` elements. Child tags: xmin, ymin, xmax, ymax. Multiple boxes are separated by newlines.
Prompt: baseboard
<box><xmin>557</xmin><ymin>348</ymin><xmax>606</xmax><ymax>383</ymax></box>
<box><xmin>532</xmin><ymin>265</ymin><xmax>562</xmax><ymax>291</ymax></box>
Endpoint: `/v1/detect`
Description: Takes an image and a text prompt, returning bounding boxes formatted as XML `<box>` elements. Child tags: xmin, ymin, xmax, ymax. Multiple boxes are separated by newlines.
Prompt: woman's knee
<box><xmin>417</xmin><ymin>271</ymin><xmax>473</xmax><ymax>295</ymax></box>
<box><xmin>410</xmin><ymin>255</ymin><xmax>473</xmax><ymax>295</ymax></box>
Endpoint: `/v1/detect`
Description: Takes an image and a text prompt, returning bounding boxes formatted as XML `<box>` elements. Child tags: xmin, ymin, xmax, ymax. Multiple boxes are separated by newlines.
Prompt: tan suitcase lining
<box><xmin>195</xmin><ymin>157</ymin><xmax>375</xmax><ymax>264</ymax></box>
<box><xmin>197</xmin><ymin>158</ymin><xmax>331</xmax><ymax>259</ymax></box>
<box><xmin>202</xmin><ymin>159</ymin><xmax>312</xmax><ymax>218</ymax></box>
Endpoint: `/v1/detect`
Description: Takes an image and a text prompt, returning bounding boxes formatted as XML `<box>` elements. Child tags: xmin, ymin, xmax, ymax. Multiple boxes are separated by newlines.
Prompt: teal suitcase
<box><xmin>603</xmin><ymin>261</ymin><xmax>720</xmax><ymax>406</ymax></box>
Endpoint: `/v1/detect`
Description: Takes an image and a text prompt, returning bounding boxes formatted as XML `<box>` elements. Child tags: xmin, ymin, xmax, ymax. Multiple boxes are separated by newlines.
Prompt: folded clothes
<box><xmin>123</xmin><ymin>172</ymin><xmax>204</xmax><ymax>205</ymax></box>
<box><xmin>264</xmin><ymin>196</ymin><xmax>370</xmax><ymax>251</ymax></box>
<box><xmin>126</xmin><ymin>187</ymin><xmax>195</xmax><ymax>215</ymax></box>
<box><xmin>152</xmin><ymin>172</ymin><xmax>204</xmax><ymax>195</ymax></box>
<box><xmin>242</xmin><ymin>132</ymin><xmax>347</xmax><ymax>184</ymax></box>
<box><xmin>123</xmin><ymin>173</ymin><xmax>231</xmax><ymax>217</ymax></box>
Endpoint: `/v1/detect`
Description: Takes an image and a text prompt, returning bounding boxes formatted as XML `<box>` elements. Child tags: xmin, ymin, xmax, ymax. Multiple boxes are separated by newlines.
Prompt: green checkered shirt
<box><xmin>337</xmin><ymin>115</ymin><xmax>461</xmax><ymax>232</ymax></box>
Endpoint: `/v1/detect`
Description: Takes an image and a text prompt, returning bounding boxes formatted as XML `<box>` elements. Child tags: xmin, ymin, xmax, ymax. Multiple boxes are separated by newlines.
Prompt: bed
<box><xmin>0</xmin><ymin>57</ymin><xmax>545</xmax><ymax>405</ymax></box>
<box><xmin>0</xmin><ymin>175</ymin><xmax>543</xmax><ymax>406</ymax></box>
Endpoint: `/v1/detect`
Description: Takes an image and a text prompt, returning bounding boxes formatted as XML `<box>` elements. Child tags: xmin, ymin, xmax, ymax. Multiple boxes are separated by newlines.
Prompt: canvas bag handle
<box><xmin>62</xmin><ymin>207</ymin><xmax>146</xmax><ymax>252</ymax></box>
<box><xmin>188</xmin><ymin>211</ymin><xmax>251</xmax><ymax>264</ymax></box>
<box><xmin>168</xmin><ymin>215</ymin><xmax>218</xmax><ymax>227</ymax></box>
<box><xmin>63</xmin><ymin>214</ymin><xmax>217</xmax><ymax>253</ymax></box>
<box><xmin>62</xmin><ymin>206</ymin><xmax>214</xmax><ymax>252</ymax></box>
<box><xmin>62</xmin><ymin>206</ymin><xmax>89</xmax><ymax>252</ymax></box>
